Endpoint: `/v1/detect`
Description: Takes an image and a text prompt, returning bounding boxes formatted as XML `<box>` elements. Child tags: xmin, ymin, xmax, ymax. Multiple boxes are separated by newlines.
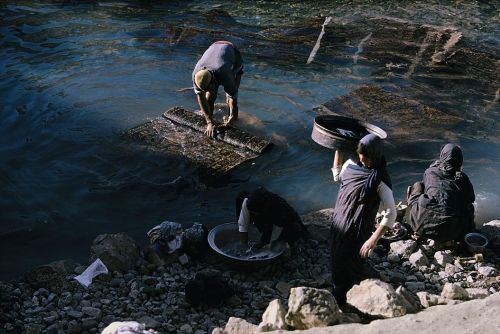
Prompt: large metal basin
<box><xmin>207</xmin><ymin>223</ymin><xmax>285</xmax><ymax>269</ymax></box>
<box><xmin>312</xmin><ymin>115</ymin><xmax>387</xmax><ymax>150</ymax></box>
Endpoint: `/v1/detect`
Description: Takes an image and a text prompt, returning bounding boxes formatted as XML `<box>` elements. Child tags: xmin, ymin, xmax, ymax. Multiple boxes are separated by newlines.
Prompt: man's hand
<box><xmin>205</xmin><ymin>122</ymin><xmax>216</xmax><ymax>137</ymax></box>
<box><xmin>223</xmin><ymin>115</ymin><xmax>236</xmax><ymax>126</ymax></box>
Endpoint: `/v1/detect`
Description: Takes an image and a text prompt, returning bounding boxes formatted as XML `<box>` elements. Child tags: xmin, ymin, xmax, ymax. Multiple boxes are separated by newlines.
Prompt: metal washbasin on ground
<box><xmin>207</xmin><ymin>223</ymin><xmax>286</xmax><ymax>269</ymax></box>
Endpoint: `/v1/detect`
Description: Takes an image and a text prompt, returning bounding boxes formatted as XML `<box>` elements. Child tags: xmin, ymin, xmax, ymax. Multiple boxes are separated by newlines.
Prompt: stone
<box><xmin>339</xmin><ymin>312</ymin><xmax>361</xmax><ymax>324</ymax></box>
<box><xmin>179</xmin><ymin>324</ymin><xmax>193</xmax><ymax>333</ymax></box>
<box><xmin>24</xmin><ymin>324</ymin><xmax>44</xmax><ymax>334</ymax></box>
<box><xmin>25</xmin><ymin>265</ymin><xmax>65</xmax><ymax>292</ymax></box>
<box><xmin>395</xmin><ymin>286</ymin><xmax>421</xmax><ymax>313</ymax></box>
<box><xmin>275</xmin><ymin>282</ymin><xmax>292</xmax><ymax>298</ymax></box>
<box><xmin>416</xmin><ymin>291</ymin><xmax>433</xmax><ymax>308</ymax></box>
<box><xmin>89</xmin><ymin>233</ymin><xmax>140</xmax><ymax>272</ymax></box>
<box><xmin>258</xmin><ymin>299</ymin><xmax>287</xmax><ymax>331</ymax></box>
<box><xmin>441</xmin><ymin>283</ymin><xmax>468</xmax><ymax>300</ymax></box>
<box><xmin>81</xmin><ymin>307</ymin><xmax>102</xmax><ymax>320</ymax></box>
<box><xmin>390</xmin><ymin>240</ymin><xmax>418</xmax><ymax>258</ymax></box>
<box><xmin>138</xmin><ymin>316</ymin><xmax>161</xmax><ymax>329</ymax></box>
<box><xmin>223</xmin><ymin>317</ymin><xmax>257</xmax><ymax>334</ymax></box>
<box><xmin>285</xmin><ymin>287</ymin><xmax>340</xmax><ymax>329</ymax></box>
<box><xmin>478</xmin><ymin>266</ymin><xmax>496</xmax><ymax>277</ymax></box>
<box><xmin>434</xmin><ymin>251</ymin><xmax>454</xmax><ymax>266</ymax></box>
<box><xmin>479</xmin><ymin>220</ymin><xmax>500</xmax><ymax>248</ymax></box>
<box><xmin>346</xmin><ymin>279</ymin><xmax>409</xmax><ymax>318</ymax></box>
<box><xmin>466</xmin><ymin>288</ymin><xmax>489</xmax><ymax>300</ymax></box>
<box><xmin>409</xmin><ymin>249</ymin><xmax>429</xmax><ymax>267</ymax></box>
<box><xmin>444</xmin><ymin>263</ymin><xmax>461</xmax><ymax>275</ymax></box>
<box><xmin>387</xmin><ymin>253</ymin><xmax>400</xmax><ymax>263</ymax></box>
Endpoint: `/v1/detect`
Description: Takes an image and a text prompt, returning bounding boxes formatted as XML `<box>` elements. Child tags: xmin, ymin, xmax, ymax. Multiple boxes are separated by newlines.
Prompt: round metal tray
<box><xmin>311</xmin><ymin>115</ymin><xmax>387</xmax><ymax>150</ymax></box>
<box><xmin>207</xmin><ymin>223</ymin><xmax>285</xmax><ymax>270</ymax></box>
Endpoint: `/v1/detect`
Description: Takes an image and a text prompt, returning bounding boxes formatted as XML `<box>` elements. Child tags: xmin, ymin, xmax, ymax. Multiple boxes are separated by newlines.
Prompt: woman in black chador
<box><xmin>236</xmin><ymin>187</ymin><xmax>307</xmax><ymax>250</ymax></box>
<box><xmin>407</xmin><ymin>143</ymin><xmax>475</xmax><ymax>242</ymax></box>
<box><xmin>330</xmin><ymin>134</ymin><xmax>396</xmax><ymax>305</ymax></box>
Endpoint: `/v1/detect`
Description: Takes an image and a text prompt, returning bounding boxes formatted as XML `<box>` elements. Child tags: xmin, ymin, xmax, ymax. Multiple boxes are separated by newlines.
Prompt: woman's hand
<box><xmin>360</xmin><ymin>236</ymin><xmax>377</xmax><ymax>258</ymax></box>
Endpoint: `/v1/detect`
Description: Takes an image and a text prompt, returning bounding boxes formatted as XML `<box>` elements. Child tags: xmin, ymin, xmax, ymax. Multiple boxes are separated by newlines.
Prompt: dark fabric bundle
<box><xmin>185</xmin><ymin>270</ymin><xmax>234</xmax><ymax>306</ymax></box>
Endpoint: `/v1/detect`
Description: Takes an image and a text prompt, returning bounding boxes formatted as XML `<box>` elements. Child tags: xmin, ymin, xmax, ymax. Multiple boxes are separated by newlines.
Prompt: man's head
<box><xmin>194</xmin><ymin>69</ymin><xmax>213</xmax><ymax>92</ymax></box>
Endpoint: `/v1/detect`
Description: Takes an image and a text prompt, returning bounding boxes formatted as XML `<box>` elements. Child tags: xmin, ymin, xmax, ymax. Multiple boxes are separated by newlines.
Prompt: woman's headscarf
<box><xmin>432</xmin><ymin>143</ymin><xmax>463</xmax><ymax>175</ymax></box>
<box><xmin>357</xmin><ymin>134</ymin><xmax>392</xmax><ymax>200</ymax></box>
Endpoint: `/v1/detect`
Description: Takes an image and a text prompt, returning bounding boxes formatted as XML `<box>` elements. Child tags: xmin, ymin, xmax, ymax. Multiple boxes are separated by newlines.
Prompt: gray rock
<box><xmin>434</xmin><ymin>251</ymin><xmax>454</xmax><ymax>266</ymax></box>
<box><xmin>81</xmin><ymin>307</ymin><xmax>102</xmax><ymax>320</ymax></box>
<box><xmin>286</xmin><ymin>287</ymin><xmax>340</xmax><ymax>329</ymax></box>
<box><xmin>466</xmin><ymin>288</ymin><xmax>489</xmax><ymax>300</ymax></box>
<box><xmin>478</xmin><ymin>266</ymin><xmax>496</xmax><ymax>277</ymax></box>
<box><xmin>405</xmin><ymin>282</ymin><xmax>426</xmax><ymax>292</ymax></box>
<box><xmin>390</xmin><ymin>240</ymin><xmax>418</xmax><ymax>258</ymax></box>
<box><xmin>444</xmin><ymin>263</ymin><xmax>461</xmax><ymax>274</ymax></box>
<box><xmin>223</xmin><ymin>317</ymin><xmax>257</xmax><ymax>334</ymax></box>
<box><xmin>441</xmin><ymin>283</ymin><xmax>468</xmax><ymax>300</ymax></box>
<box><xmin>258</xmin><ymin>299</ymin><xmax>287</xmax><ymax>331</ymax></box>
<box><xmin>179</xmin><ymin>324</ymin><xmax>193</xmax><ymax>333</ymax></box>
<box><xmin>387</xmin><ymin>253</ymin><xmax>400</xmax><ymax>264</ymax></box>
<box><xmin>89</xmin><ymin>233</ymin><xmax>140</xmax><ymax>272</ymax></box>
<box><xmin>346</xmin><ymin>279</ymin><xmax>409</xmax><ymax>318</ymax></box>
<box><xmin>275</xmin><ymin>281</ymin><xmax>292</xmax><ymax>298</ymax></box>
<box><xmin>67</xmin><ymin>310</ymin><xmax>84</xmax><ymax>319</ymax></box>
<box><xmin>409</xmin><ymin>249</ymin><xmax>429</xmax><ymax>267</ymax></box>
<box><xmin>138</xmin><ymin>316</ymin><xmax>161</xmax><ymax>329</ymax></box>
<box><xmin>416</xmin><ymin>291</ymin><xmax>440</xmax><ymax>308</ymax></box>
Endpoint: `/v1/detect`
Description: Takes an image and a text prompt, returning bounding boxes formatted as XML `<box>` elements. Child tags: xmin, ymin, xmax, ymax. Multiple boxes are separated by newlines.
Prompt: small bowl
<box><xmin>464</xmin><ymin>232</ymin><xmax>489</xmax><ymax>253</ymax></box>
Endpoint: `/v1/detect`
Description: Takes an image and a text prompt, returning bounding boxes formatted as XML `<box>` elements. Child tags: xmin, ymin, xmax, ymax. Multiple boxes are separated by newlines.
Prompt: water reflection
<box><xmin>0</xmin><ymin>0</ymin><xmax>498</xmax><ymax>279</ymax></box>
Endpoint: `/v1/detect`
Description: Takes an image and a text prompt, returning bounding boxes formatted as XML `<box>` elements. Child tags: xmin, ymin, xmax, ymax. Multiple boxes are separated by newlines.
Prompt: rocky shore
<box><xmin>1</xmin><ymin>210</ymin><xmax>499</xmax><ymax>334</ymax></box>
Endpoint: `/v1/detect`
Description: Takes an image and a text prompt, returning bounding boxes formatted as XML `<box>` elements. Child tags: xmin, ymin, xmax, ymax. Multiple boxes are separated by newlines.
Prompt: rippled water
<box><xmin>0</xmin><ymin>0</ymin><xmax>498</xmax><ymax>279</ymax></box>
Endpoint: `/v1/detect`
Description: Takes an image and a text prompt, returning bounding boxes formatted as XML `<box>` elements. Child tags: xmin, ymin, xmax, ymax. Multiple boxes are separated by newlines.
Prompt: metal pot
<box><xmin>311</xmin><ymin>115</ymin><xmax>387</xmax><ymax>150</ymax></box>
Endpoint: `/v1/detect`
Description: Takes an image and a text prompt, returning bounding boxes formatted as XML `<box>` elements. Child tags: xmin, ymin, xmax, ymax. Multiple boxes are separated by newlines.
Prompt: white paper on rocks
<box><xmin>74</xmin><ymin>258</ymin><xmax>109</xmax><ymax>287</ymax></box>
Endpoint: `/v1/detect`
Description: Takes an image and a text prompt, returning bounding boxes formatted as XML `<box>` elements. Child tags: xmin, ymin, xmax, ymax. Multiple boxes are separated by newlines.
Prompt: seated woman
<box><xmin>236</xmin><ymin>187</ymin><xmax>307</xmax><ymax>251</ymax></box>
<box><xmin>330</xmin><ymin>134</ymin><xmax>397</xmax><ymax>305</ymax></box>
<box><xmin>407</xmin><ymin>143</ymin><xmax>475</xmax><ymax>243</ymax></box>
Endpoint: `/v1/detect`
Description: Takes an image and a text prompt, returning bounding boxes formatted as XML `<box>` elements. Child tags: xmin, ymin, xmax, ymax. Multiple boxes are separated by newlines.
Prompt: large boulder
<box><xmin>90</xmin><ymin>233</ymin><xmax>140</xmax><ymax>272</ymax></box>
<box><xmin>25</xmin><ymin>259</ymin><xmax>77</xmax><ymax>292</ymax></box>
<box><xmin>346</xmin><ymin>279</ymin><xmax>414</xmax><ymax>318</ymax></box>
<box><xmin>258</xmin><ymin>299</ymin><xmax>287</xmax><ymax>331</ymax></box>
<box><xmin>285</xmin><ymin>287</ymin><xmax>341</xmax><ymax>330</ymax></box>
<box><xmin>479</xmin><ymin>220</ymin><xmax>500</xmax><ymax>248</ymax></box>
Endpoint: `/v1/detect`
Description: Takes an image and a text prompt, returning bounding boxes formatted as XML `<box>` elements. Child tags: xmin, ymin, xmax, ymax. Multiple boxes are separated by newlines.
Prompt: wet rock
<box><xmin>409</xmin><ymin>249</ymin><xmax>429</xmax><ymax>267</ymax></box>
<box><xmin>25</xmin><ymin>265</ymin><xmax>65</xmax><ymax>292</ymax></box>
<box><xmin>258</xmin><ymin>299</ymin><xmax>287</xmax><ymax>331</ymax></box>
<box><xmin>346</xmin><ymin>279</ymin><xmax>410</xmax><ymax>318</ymax></box>
<box><xmin>434</xmin><ymin>251</ymin><xmax>454</xmax><ymax>266</ymax></box>
<box><xmin>441</xmin><ymin>283</ymin><xmax>468</xmax><ymax>300</ymax></box>
<box><xmin>285</xmin><ymin>287</ymin><xmax>340</xmax><ymax>329</ymax></box>
<box><xmin>389</xmin><ymin>240</ymin><xmax>418</xmax><ymax>259</ymax></box>
<box><xmin>179</xmin><ymin>324</ymin><xmax>193</xmax><ymax>333</ymax></box>
<box><xmin>90</xmin><ymin>233</ymin><xmax>140</xmax><ymax>272</ymax></box>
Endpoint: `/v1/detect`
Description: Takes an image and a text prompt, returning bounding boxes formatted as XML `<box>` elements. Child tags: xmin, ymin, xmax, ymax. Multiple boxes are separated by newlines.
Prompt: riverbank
<box><xmin>0</xmin><ymin>210</ymin><xmax>499</xmax><ymax>333</ymax></box>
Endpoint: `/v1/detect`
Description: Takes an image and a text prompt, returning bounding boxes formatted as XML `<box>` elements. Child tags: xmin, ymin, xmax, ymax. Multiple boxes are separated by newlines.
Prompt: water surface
<box><xmin>0</xmin><ymin>0</ymin><xmax>498</xmax><ymax>279</ymax></box>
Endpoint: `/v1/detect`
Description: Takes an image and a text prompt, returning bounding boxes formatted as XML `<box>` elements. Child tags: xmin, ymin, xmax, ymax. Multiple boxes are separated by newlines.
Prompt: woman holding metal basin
<box><xmin>329</xmin><ymin>134</ymin><xmax>397</xmax><ymax>305</ymax></box>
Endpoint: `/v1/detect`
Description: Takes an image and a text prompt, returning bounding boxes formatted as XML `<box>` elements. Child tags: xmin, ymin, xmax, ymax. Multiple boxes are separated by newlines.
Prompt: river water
<box><xmin>1</xmin><ymin>1</ymin><xmax>499</xmax><ymax>279</ymax></box>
